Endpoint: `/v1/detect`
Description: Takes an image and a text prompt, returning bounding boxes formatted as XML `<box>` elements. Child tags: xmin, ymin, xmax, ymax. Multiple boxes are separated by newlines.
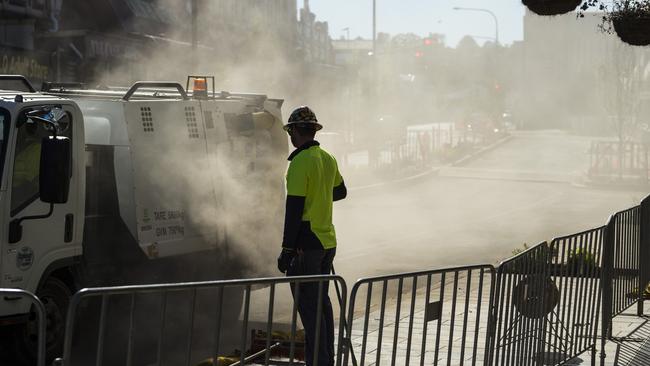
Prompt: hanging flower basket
<box><xmin>612</xmin><ymin>16</ymin><xmax>650</xmax><ymax>45</ymax></box>
<box><xmin>522</xmin><ymin>0</ymin><xmax>582</xmax><ymax>16</ymax></box>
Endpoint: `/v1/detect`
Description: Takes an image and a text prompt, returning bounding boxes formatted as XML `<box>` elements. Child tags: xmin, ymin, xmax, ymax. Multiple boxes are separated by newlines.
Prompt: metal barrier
<box><xmin>600</xmin><ymin>203</ymin><xmax>646</xmax><ymax>364</ymax></box>
<box><xmin>58</xmin><ymin>275</ymin><xmax>347</xmax><ymax>366</ymax></box>
<box><xmin>342</xmin><ymin>264</ymin><xmax>496</xmax><ymax>366</ymax></box>
<box><xmin>588</xmin><ymin>141</ymin><xmax>650</xmax><ymax>183</ymax></box>
<box><xmin>490</xmin><ymin>242</ymin><xmax>554</xmax><ymax>366</ymax></box>
<box><xmin>548</xmin><ymin>228</ymin><xmax>604</xmax><ymax>365</ymax></box>
<box><xmin>490</xmin><ymin>226</ymin><xmax>605</xmax><ymax>366</ymax></box>
<box><xmin>0</xmin><ymin>288</ymin><xmax>47</xmax><ymax>366</ymax></box>
<box><xmin>604</xmin><ymin>207</ymin><xmax>641</xmax><ymax>321</ymax></box>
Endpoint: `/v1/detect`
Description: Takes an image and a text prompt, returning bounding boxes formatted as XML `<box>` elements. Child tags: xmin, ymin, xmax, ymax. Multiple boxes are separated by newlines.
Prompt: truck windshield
<box><xmin>0</xmin><ymin>108</ymin><xmax>9</xmax><ymax>186</ymax></box>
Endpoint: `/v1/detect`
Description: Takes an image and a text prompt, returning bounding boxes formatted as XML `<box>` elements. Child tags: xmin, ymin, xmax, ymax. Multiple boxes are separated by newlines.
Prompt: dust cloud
<box><xmin>60</xmin><ymin>3</ymin><xmax>650</xmax><ymax>364</ymax></box>
<box><xmin>86</xmin><ymin>2</ymin><xmax>650</xmax><ymax>278</ymax></box>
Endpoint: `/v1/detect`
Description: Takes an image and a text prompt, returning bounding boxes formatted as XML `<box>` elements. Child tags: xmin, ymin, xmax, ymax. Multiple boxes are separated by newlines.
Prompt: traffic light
<box><xmin>424</xmin><ymin>38</ymin><xmax>433</xmax><ymax>46</ymax></box>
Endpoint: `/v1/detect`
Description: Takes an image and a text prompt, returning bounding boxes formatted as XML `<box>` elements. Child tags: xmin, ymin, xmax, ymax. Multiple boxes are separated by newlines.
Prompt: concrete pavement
<box><xmin>595</xmin><ymin>309</ymin><xmax>650</xmax><ymax>366</ymax></box>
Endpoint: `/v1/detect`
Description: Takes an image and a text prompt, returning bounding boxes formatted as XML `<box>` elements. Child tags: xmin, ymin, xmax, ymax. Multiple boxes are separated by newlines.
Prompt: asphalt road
<box><xmin>334</xmin><ymin>130</ymin><xmax>645</xmax><ymax>285</ymax></box>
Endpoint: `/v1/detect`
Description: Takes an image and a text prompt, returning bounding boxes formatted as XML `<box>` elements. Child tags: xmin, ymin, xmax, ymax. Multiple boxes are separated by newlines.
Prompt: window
<box><xmin>10</xmin><ymin>107</ymin><xmax>72</xmax><ymax>216</ymax></box>
<box><xmin>0</xmin><ymin>109</ymin><xmax>10</xmax><ymax>184</ymax></box>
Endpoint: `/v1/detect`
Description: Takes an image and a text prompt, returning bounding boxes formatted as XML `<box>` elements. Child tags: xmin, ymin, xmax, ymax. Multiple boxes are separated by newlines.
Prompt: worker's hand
<box><xmin>277</xmin><ymin>248</ymin><xmax>295</xmax><ymax>273</ymax></box>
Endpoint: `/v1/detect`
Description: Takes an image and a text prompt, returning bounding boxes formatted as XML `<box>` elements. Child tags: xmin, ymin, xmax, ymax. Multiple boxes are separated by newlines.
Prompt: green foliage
<box><xmin>566</xmin><ymin>247</ymin><xmax>597</xmax><ymax>272</ymax></box>
<box><xmin>511</xmin><ymin>242</ymin><xmax>529</xmax><ymax>256</ymax></box>
<box><xmin>628</xmin><ymin>281</ymin><xmax>650</xmax><ymax>299</ymax></box>
<box><xmin>580</xmin><ymin>0</ymin><xmax>650</xmax><ymax>33</ymax></box>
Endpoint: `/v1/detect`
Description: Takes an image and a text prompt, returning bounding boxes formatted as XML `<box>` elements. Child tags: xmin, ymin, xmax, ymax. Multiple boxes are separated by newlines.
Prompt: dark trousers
<box><xmin>287</xmin><ymin>248</ymin><xmax>336</xmax><ymax>366</ymax></box>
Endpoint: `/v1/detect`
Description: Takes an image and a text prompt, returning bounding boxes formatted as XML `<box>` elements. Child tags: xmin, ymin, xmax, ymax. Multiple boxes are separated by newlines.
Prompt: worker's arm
<box><xmin>278</xmin><ymin>160</ymin><xmax>308</xmax><ymax>273</ymax></box>
<box><xmin>333</xmin><ymin>163</ymin><xmax>347</xmax><ymax>201</ymax></box>
<box><xmin>281</xmin><ymin>159</ymin><xmax>308</xmax><ymax>250</ymax></box>
<box><xmin>333</xmin><ymin>181</ymin><xmax>347</xmax><ymax>201</ymax></box>
<box><xmin>282</xmin><ymin>195</ymin><xmax>305</xmax><ymax>250</ymax></box>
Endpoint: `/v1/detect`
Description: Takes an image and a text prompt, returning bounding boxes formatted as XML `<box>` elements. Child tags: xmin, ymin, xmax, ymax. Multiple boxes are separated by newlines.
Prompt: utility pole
<box><xmin>191</xmin><ymin>0</ymin><xmax>198</xmax><ymax>73</ymax></box>
<box><xmin>372</xmin><ymin>0</ymin><xmax>376</xmax><ymax>54</ymax></box>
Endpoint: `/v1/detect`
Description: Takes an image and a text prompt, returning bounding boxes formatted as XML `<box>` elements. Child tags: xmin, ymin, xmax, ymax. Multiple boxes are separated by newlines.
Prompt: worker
<box><xmin>277</xmin><ymin>106</ymin><xmax>347</xmax><ymax>366</ymax></box>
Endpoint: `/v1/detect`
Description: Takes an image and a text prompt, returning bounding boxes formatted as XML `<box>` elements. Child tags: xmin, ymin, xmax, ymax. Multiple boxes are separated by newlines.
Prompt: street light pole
<box><xmin>453</xmin><ymin>7</ymin><xmax>499</xmax><ymax>46</ymax></box>
<box><xmin>191</xmin><ymin>0</ymin><xmax>198</xmax><ymax>73</ymax></box>
<box><xmin>372</xmin><ymin>0</ymin><xmax>376</xmax><ymax>53</ymax></box>
<box><xmin>343</xmin><ymin>27</ymin><xmax>350</xmax><ymax>41</ymax></box>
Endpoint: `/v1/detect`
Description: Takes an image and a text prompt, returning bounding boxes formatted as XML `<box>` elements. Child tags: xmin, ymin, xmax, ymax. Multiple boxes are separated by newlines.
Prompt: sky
<box><xmin>306</xmin><ymin>0</ymin><xmax>527</xmax><ymax>47</ymax></box>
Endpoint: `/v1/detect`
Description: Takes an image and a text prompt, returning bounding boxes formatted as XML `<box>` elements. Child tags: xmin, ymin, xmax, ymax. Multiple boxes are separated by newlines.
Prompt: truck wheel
<box><xmin>15</xmin><ymin>277</ymin><xmax>71</xmax><ymax>364</ymax></box>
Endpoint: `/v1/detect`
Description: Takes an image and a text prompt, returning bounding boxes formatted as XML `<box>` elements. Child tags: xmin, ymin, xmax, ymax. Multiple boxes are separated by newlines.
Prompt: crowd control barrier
<box><xmin>604</xmin><ymin>207</ymin><xmax>640</xmax><ymax>321</ymax></box>
<box><xmin>588</xmin><ymin>141</ymin><xmax>650</xmax><ymax>183</ymax></box>
<box><xmin>600</xmin><ymin>198</ymin><xmax>650</xmax><ymax>364</ymax></box>
<box><xmin>57</xmin><ymin>275</ymin><xmax>346</xmax><ymax>366</ymax></box>
<box><xmin>341</xmin><ymin>264</ymin><xmax>496</xmax><ymax>366</ymax></box>
<box><xmin>489</xmin><ymin>225</ymin><xmax>605</xmax><ymax>366</ymax></box>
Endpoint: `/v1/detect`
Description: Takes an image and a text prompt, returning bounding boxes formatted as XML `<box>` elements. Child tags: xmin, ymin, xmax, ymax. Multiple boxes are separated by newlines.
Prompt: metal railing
<box><xmin>547</xmin><ymin>227</ymin><xmax>604</xmax><ymax>364</ymax></box>
<box><xmin>600</xmin><ymin>202</ymin><xmax>648</xmax><ymax>364</ymax></box>
<box><xmin>0</xmin><ymin>288</ymin><xmax>47</xmax><ymax>366</ymax></box>
<box><xmin>490</xmin><ymin>242</ymin><xmax>555</xmax><ymax>366</ymax></box>
<box><xmin>58</xmin><ymin>275</ymin><xmax>347</xmax><ymax>366</ymax></box>
<box><xmin>605</xmin><ymin>207</ymin><xmax>641</xmax><ymax>320</ymax></box>
<box><xmin>342</xmin><ymin>264</ymin><xmax>496</xmax><ymax>366</ymax></box>
<box><xmin>588</xmin><ymin>141</ymin><xmax>650</xmax><ymax>183</ymax></box>
<box><xmin>490</xmin><ymin>226</ymin><xmax>605</xmax><ymax>366</ymax></box>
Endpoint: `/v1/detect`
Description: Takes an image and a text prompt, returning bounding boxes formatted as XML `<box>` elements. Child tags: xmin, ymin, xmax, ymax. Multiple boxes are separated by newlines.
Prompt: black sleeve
<box><xmin>333</xmin><ymin>180</ymin><xmax>347</xmax><ymax>201</ymax></box>
<box><xmin>282</xmin><ymin>195</ymin><xmax>306</xmax><ymax>249</ymax></box>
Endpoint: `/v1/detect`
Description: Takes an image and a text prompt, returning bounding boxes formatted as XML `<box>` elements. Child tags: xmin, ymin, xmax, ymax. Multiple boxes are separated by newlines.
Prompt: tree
<box><xmin>599</xmin><ymin>41</ymin><xmax>644</xmax><ymax>177</ymax></box>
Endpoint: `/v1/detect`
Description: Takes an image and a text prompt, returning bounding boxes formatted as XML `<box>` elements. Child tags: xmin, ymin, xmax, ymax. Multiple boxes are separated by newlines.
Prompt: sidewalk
<box><xmin>597</xmin><ymin>308</ymin><xmax>650</xmax><ymax>366</ymax></box>
<box><xmin>342</xmin><ymin>270</ymin><xmax>492</xmax><ymax>365</ymax></box>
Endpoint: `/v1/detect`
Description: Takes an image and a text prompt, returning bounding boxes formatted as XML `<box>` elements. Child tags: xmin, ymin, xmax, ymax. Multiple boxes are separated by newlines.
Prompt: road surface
<box><xmin>334</xmin><ymin>131</ymin><xmax>644</xmax><ymax>284</ymax></box>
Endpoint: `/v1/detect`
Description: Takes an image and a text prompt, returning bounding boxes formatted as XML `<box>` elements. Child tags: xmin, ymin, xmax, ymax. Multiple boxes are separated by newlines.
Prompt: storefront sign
<box><xmin>87</xmin><ymin>36</ymin><xmax>139</xmax><ymax>60</ymax></box>
<box><xmin>0</xmin><ymin>50</ymin><xmax>49</xmax><ymax>82</ymax></box>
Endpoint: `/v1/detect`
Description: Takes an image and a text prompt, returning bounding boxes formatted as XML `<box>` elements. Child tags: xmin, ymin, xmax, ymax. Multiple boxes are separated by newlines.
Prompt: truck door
<box><xmin>1</xmin><ymin>105</ymin><xmax>80</xmax><ymax>299</ymax></box>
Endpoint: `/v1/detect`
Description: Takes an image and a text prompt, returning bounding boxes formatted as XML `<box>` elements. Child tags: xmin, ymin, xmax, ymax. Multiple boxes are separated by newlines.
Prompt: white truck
<box><xmin>0</xmin><ymin>75</ymin><xmax>288</xmax><ymax>360</ymax></box>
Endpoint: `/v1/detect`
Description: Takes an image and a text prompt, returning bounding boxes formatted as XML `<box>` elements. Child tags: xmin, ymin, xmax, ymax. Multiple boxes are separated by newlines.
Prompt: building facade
<box><xmin>518</xmin><ymin>9</ymin><xmax>650</xmax><ymax>134</ymax></box>
<box><xmin>297</xmin><ymin>0</ymin><xmax>333</xmax><ymax>65</ymax></box>
<box><xmin>0</xmin><ymin>0</ymin><xmax>340</xmax><ymax>117</ymax></box>
<box><xmin>0</xmin><ymin>0</ymin><xmax>57</xmax><ymax>84</ymax></box>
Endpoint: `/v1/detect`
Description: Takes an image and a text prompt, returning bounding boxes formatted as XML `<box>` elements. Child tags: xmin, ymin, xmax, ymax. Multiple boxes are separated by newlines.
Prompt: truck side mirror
<box><xmin>39</xmin><ymin>136</ymin><xmax>71</xmax><ymax>204</ymax></box>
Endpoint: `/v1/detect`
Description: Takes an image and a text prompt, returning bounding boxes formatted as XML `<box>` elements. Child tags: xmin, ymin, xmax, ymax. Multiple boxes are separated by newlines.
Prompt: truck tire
<box><xmin>14</xmin><ymin>277</ymin><xmax>71</xmax><ymax>365</ymax></box>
